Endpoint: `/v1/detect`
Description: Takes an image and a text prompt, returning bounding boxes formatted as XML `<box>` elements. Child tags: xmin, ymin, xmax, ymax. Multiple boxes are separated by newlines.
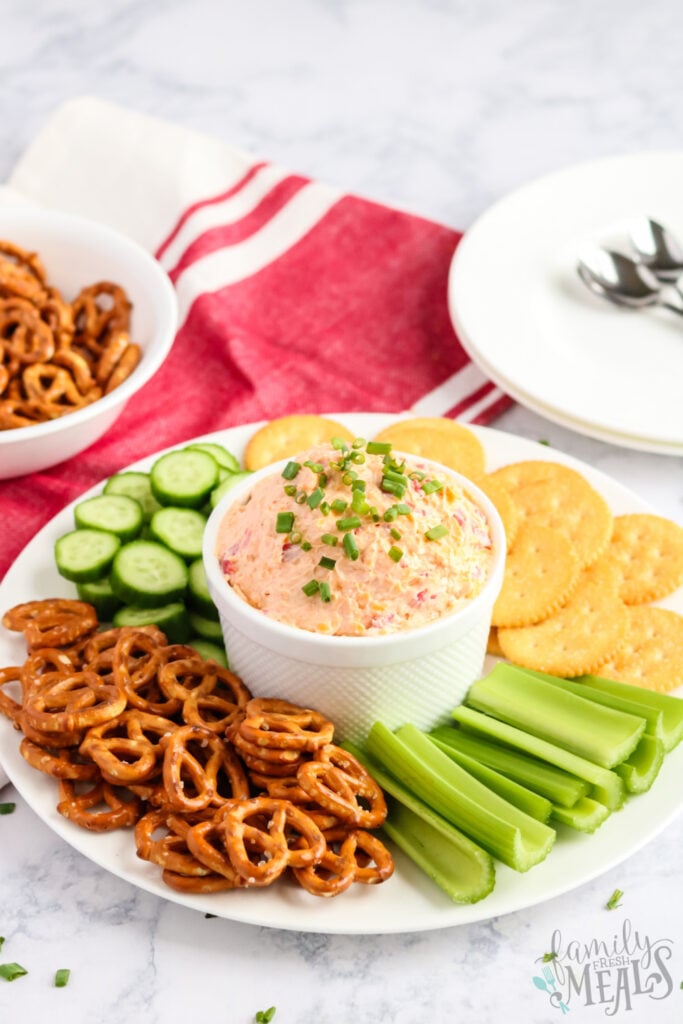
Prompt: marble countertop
<box><xmin>1</xmin><ymin>1</ymin><xmax>682</xmax><ymax>1022</ymax></box>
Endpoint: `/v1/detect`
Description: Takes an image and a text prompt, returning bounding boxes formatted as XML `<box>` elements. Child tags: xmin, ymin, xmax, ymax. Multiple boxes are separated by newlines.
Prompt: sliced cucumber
<box><xmin>210</xmin><ymin>471</ymin><xmax>252</xmax><ymax>509</ymax></box>
<box><xmin>188</xmin><ymin>610</ymin><xmax>224</xmax><ymax>641</ymax></box>
<box><xmin>186</xmin><ymin>442</ymin><xmax>240</xmax><ymax>474</ymax></box>
<box><xmin>76</xmin><ymin>577</ymin><xmax>123</xmax><ymax>620</ymax></box>
<box><xmin>110</xmin><ymin>540</ymin><xmax>188</xmax><ymax>607</ymax></box>
<box><xmin>103</xmin><ymin>471</ymin><xmax>162</xmax><ymax>521</ymax></box>
<box><xmin>187</xmin><ymin>638</ymin><xmax>228</xmax><ymax>667</ymax></box>
<box><xmin>149</xmin><ymin>507</ymin><xmax>207</xmax><ymax>561</ymax></box>
<box><xmin>55</xmin><ymin>529</ymin><xmax>121</xmax><ymax>583</ymax></box>
<box><xmin>113</xmin><ymin>602</ymin><xmax>190</xmax><ymax>644</ymax></box>
<box><xmin>150</xmin><ymin>450</ymin><xmax>218</xmax><ymax>508</ymax></box>
<box><xmin>74</xmin><ymin>494</ymin><xmax>143</xmax><ymax>542</ymax></box>
<box><xmin>187</xmin><ymin>559</ymin><xmax>219</xmax><ymax>618</ymax></box>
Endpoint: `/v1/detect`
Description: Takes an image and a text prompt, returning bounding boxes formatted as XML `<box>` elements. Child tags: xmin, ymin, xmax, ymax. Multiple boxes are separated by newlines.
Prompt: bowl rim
<box><xmin>203</xmin><ymin>449</ymin><xmax>506</xmax><ymax>661</ymax></box>
<box><xmin>0</xmin><ymin>206</ymin><xmax>178</xmax><ymax>444</ymax></box>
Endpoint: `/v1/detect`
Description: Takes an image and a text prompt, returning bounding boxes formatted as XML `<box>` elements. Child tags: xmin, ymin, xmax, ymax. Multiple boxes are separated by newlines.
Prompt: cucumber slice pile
<box><xmin>53</xmin><ymin>439</ymin><xmax>248</xmax><ymax>665</ymax></box>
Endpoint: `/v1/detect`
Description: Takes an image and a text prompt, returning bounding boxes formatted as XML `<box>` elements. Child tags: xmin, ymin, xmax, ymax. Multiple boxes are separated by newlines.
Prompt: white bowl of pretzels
<box><xmin>0</xmin><ymin>207</ymin><xmax>177</xmax><ymax>478</ymax></box>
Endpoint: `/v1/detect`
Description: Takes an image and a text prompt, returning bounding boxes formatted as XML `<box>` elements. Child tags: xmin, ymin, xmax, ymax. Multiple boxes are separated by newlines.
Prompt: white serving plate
<box><xmin>0</xmin><ymin>413</ymin><xmax>681</xmax><ymax>934</ymax></box>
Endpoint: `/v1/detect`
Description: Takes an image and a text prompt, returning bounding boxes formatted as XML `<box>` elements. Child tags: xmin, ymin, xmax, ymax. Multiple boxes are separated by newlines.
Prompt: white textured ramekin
<box><xmin>203</xmin><ymin>455</ymin><xmax>506</xmax><ymax>743</ymax></box>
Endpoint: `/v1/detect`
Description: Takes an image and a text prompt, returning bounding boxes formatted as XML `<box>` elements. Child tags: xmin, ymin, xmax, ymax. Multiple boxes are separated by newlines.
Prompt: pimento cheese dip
<box><xmin>216</xmin><ymin>440</ymin><xmax>493</xmax><ymax>636</ymax></box>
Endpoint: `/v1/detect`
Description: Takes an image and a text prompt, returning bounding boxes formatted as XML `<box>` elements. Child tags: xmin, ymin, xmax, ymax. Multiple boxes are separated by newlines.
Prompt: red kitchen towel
<box><xmin>0</xmin><ymin>98</ymin><xmax>511</xmax><ymax>579</ymax></box>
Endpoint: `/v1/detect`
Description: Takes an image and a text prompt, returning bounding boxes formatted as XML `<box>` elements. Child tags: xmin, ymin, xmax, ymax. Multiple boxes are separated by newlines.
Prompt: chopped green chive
<box><xmin>331</xmin><ymin>437</ymin><xmax>349</xmax><ymax>451</ymax></box>
<box><xmin>331</xmin><ymin>499</ymin><xmax>348</xmax><ymax>513</ymax></box>
<box><xmin>383</xmin><ymin>506</ymin><xmax>399</xmax><ymax>522</ymax></box>
<box><xmin>255</xmin><ymin>1008</ymin><xmax>277</xmax><ymax>1024</ymax></box>
<box><xmin>319</xmin><ymin>501</ymin><xmax>330</xmax><ymax>515</ymax></box>
<box><xmin>0</xmin><ymin>963</ymin><xmax>27</xmax><ymax>982</ymax></box>
<box><xmin>294</xmin><ymin>491</ymin><xmax>307</xmax><ymax>505</ymax></box>
<box><xmin>383</xmin><ymin>467</ymin><xmax>408</xmax><ymax>484</ymax></box>
<box><xmin>342</xmin><ymin>471</ymin><xmax>357</xmax><ymax>485</ymax></box>
<box><xmin>0</xmin><ymin>803</ymin><xmax>16</xmax><ymax>815</ymax></box>
<box><xmin>301</xmin><ymin>541</ymin><xmax>312</xmax><ymax>552</ymax></box>
<box><xmin>538</xmin><ymin>439</ymin><xmax>551</xmax><ymax>447</ymax></box>
<box><xmin>388</xmin><ymin>546</ymin><xmax>404</xmax><ymax>562</ymax></box>
<box><xmin>425</xmin><ymin>524</ymin><xmax>448</xmax><ymax>541</ymax></box>
<box><xmin>350</xmin><ymin>452</ymin><xmax>365</xmax><ymax>464</ymax></box>
<box><xmin>351</xmin><ymin>479</ymin><xmax>366</xmax><ymax>492</ymax></box>
<box><xmin>422</xmin><ymin>479</ymin><xmax>443</xmax><ymax>494</ymax></box>
<box><xmin>381</xmin><ymin>478</ymin><xmax>406</xmax><ymax>497</ymax></box>
<box><xmin>336</xmin><ymin>516</ymin><xmax>361</xmax><ymax>531</ymax></box>
<box><xmin>351</xmin><ymin>437</ymin><xmax>365</xmax><ymax>449</ymax></box>
<box><xmin>541</xmin><ymin>952</ymin><xmax>558</xmax><ymax>963</ymax></box>
<box><xmin>366</xmin><ymin>441</ymin><xmax>392</xmax><ymax>455</ymax></box>
<box><xmin>289</xmin><ymin>531</ymin><xmax>302</xmax><ymax>545</ymax></box>
<box><xmin>321</xmin><ymin>533</ymin><xmax>338</xmax><ymax>546</ymax></box>
<box><xmin>318</xmin><ymin>472</ymin><xmax>328</xmax><ymax>487</ymax></box>
<box><xmin>343</xmin><ymin>533</ymin><xmax>360</xmax><ymax>560</ymax></box>
<box><xmin>396</xmin><ymin>503</ymin><xmax>412</xmax><ymax>515</ymax></box>
<box><xmin>283</xmin><ymin>484</ymin><xmax>297</xmax><ymax>497</ymax></box>
<box><xmin>0</xmin><ymin>939</ymin><xmax>4</xmax><ymax>952</ymax></box>
<box><xmin>390</xmin><ymin>527</ymin><xmax>402</xmax><ymax>541</ymax></box>
<box><xmin>319</xmin><ymin>556</ymin><xmax>336</xmax><ymax>571</ymax></box>
<box><xmin>351</xmin><ymin>491</ymin><xmax>369</xmax><ymax>514</ymax></box>
<box><xmin>319</xmin><ymin>581</ymin><xmax>332</xmax><ymax>602</ymax></box>
<box><xmin>302</xmin><ymin>580</ymin><xmax>320</xmax><ymax>597</ymax></box>
<box><xmin>275</xmin><ymin>512</ymin><xmax>295</xmax><ymax>534</ymax></box>
<box><xmin>282</xmin><ymin>461</ymin><xmax>301</xmax><ymax>480</ymax></box>
<box><xmin>409</xmin><ymin>470</ymin><xmax>426</xmax><ymax>481</ymax></box>
<box><xmin>606</xmin><ymin>889</ymin><xmax>623</xmax><ymax>910</ymax></box>
<box><xmin>303</xmin><ymin>460</ymin><xmax>324</xmax><ymax>474</ymax></box>
<box><xmin>307</xmin><ymin>488</ymin><xmax>324</xmax><ymax>510</ymax></box>
<box><xmin>54</xmin><ymin>969</ymin><xmax>71</xmax><ymax>988</ymax></box>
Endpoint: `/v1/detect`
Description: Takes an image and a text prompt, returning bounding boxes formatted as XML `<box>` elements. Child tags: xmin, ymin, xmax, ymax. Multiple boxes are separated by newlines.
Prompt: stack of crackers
<box><xmin>244</xmin><ymin>414</ymin><xmax>683</xmax><ymax>694</ymax></box>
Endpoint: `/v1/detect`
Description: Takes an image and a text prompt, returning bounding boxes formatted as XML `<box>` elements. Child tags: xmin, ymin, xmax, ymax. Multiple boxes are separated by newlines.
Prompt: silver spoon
<box><xmin>577</xmin><ymin>248</ymin><xmax>683</xmax><ymax>316</ymax></box>
<box><xmin>630</xmin><ymin>217</ymin><xmax>683</xmax><ymax>281</ymax></box>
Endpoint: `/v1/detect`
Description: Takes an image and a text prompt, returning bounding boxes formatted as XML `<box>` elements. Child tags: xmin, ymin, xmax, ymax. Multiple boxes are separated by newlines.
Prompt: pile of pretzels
<box><xmin>0</xmin><ymin>599</ymin><xmax>394</xmax><ymax>899</ymax></box>
<box><xmin>0</xmin><ymin>240</ymin><xmax>140</xmax><ymax>429</ymax></box>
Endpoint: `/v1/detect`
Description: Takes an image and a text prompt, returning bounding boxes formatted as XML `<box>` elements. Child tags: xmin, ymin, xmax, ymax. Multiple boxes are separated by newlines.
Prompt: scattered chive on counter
<box><xmin>0</xmin><ymin>963</ymin><xmax>28</xmax><ymax>982</ymax></box>
<box><xmin>606</xmin><ymin>889</ymin><xmax>624</xmax><ymax>910</ymax></box>
<box><xmin>54</xmin><ymin>969</ymin><xmax>71</xmax><ymax>988</ymax></box>
<box><xmin>0</xmin><ymin>803</ymin><xmax>16</xmax><ymax>815</ymax></box>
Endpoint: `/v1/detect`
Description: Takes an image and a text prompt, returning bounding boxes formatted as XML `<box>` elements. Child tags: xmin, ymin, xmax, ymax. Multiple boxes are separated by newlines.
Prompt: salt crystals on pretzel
<box><xmin>0</xmin><ymin>241</ymin><xmax>141</xmax><ymax>429</ymax></box>
<box><xmin>0</xmin><ymin>598</ymin><xmax>394</xmax><ymax>898</ymax></box>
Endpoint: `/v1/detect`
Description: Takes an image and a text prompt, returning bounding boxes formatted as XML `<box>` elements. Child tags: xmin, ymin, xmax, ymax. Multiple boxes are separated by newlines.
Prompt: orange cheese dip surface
<box><xmin>216</xmin><ymin>441</ymin><xmax>494</xmax><ymax>636</ymax></box>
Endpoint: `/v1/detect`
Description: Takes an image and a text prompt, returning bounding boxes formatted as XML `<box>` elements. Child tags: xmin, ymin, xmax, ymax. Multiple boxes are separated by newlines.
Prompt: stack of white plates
<box><xmin>448</xmin><ymin>152</ymin><xmax>683</xmax><ymax>455</ymax></box>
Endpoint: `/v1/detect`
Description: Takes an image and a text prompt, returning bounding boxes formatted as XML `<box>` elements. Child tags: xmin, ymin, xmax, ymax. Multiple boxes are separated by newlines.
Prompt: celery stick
<box><xmin>466</xmin><ymin>664</ymin><xmax>645</xmax><ymax>768</ymax></box>
<box><xmin>616</xmin><ymin>734</ymin><xmax>664</xmax><ymax>794</ymax></box>
<box><xmin>429</xmin><ymin>738</ymin><xmax>553</xmax><ymax>822</ymax></box>
<box><xmin>551</xmin><ymin>797</ymin><xmax>611</xmax><ymax>834</ymax></box>
<box><xmin>367</xmin><ymin>722</ymin><xmax>556</xmax><ymax>872</ymax></box>
<box><xmin>344</xmin><ymin>742</ymin><xmax>495</xmax><ymax>904</ymax></box>
<box><xmin>452</xmin><ymin>705</ymin><xmax>625</xmax><ymax>810</ymax></box>
<box><xmin>430</xmin><ymin>726</ymin><xmax>588</xmax><ymax>808</ymax></box>
<box><xmin>525</xmin><ymin>670</ymin><xmax>664</xmax><ymax>742</ymax></box>
<box><xmin>577</xmin><ymin>674</ymin><xmax>683</xmax><ymax>752</ymax></box>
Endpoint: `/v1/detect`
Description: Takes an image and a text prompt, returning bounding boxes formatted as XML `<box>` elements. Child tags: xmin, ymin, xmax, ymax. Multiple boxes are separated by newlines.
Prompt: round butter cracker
<box><xmin>372</xmin><ymin>417</ymin><xmax>486</xmax><ymax>479</ymax></box>
<box><xmin>497</xmin><ymin>559</ymin><xmax>627</xmax><ymax>676</ymax></box>
<box><xmin>244</xmin><ymin>415</ymin><xmax>355</xmax><ymax>470</ymax></box>
<box><xmin>490</xmin><ymin>460</ymin><xmax>612</xmax><ymax>569</ymax></box>
<box><xmin>597</xmin><ymin>606</ymin><xmax>683</xmax><ymax>692</ymax></box>
<box><xmin>491</xmin><ymin>523</ymin><xmax>580</xmax><ymax>628</ymax></box>
<box><xmin>607</xmin><ymin>513</ymin><xmax>683</xmax><ymax>605</ymax></box>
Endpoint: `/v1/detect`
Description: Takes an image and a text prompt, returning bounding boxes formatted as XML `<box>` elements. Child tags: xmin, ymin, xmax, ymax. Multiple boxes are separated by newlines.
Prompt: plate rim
<box><xmin>1</xmin><ymin>411</ymin><xmax>682</xmax><ymax>935</ymax></box>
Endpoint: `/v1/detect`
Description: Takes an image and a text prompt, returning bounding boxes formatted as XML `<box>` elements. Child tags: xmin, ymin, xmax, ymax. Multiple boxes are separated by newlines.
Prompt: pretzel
<box><xmin>322</xmin><ymin>828</ymin><xmax>394</xmax><ymax>885</ymax></box>
<box><xmin>23</xmin><ymin>670</ymin><xmax>126</xmax><ymax>735</ymax></box>
<box><xmin>72</xmin><ymin>281</ymin><xmax>131</xmax><ymax>341</ymax></box>
<box><xmin>104</xmin><ymin>343</ymin><xmax>140</xmax><ymax>393</ymax></box>
<box><xmin>161</xmin><ymin>869</ymin><xmax>238</xmax><ymax>894</ymax></box>
<box><xmin>135</xmin><ymin>808</ymin><xmax>215</xmax><ymax>876</ymax></box>
<box><xmin>52</xmin><ymin>348</ymin><xmax>96</xmax><ymax>394</ymax></box>
<box><xmin>161</xmin><ymin>724</ymin><xmax>250</xmax><ymax>812</ymax></box>
<box><xmin>158</xmin><ymin>653</ymin><xmax>217</xmax><ymax>702</ymax></box>
<box><xmin>112</xmin><ymin>631</ymin><xmax>179</xmax><ymax>717</ymax></box>
<box><xmin>0</xmin><ymin>243</ymin><xmax>47</xmax><ymax>303</ymax></box>
<box><xmin>238</xmin><ymin>697</ymin><xmax>334</xmax><ymax>752</ymax></box>
<box><xmin>291</xmin><ymin>840</ymin><xmax>357</xmax><ymax>897</ymax></box>
<box><xmin>183</xmin><ymin>814</ymin><xmax>246</xmax><ymax>884</ymax></box>
<box><xmin>220</xmin><ymin>798</ymin><xmax>295</xmax><ymax>885</ymax></box>
<box><xmin>20</xmin><ymin>737</ymin><xmax>101</xmax><ymax>781</ymax></box>
<box><xmin>39</xmin><ymin>287</ymin><xmax>74</xmax><ymax>348</ymax></box>
<box><xmin>297</xmin><ymin>745</ymin><xmax>388</xmax><ymax>828</ymax></box>
<box><xmin>0</xmin><ymin>300</ymin><xmax>55</xmax><ymax>364</ymax></box>
<box><xmin>80</xmin><ymin>710</ymin><xmax>173</xmax><ymax>785</ymax></box>
<box><xmin>0</xmin><ymin>665</ymin><xmax>23</xmax><ymax>724</ymax></box>
<box><xmin>2</xmin><ymin>599</ymin><xmax>98</xmax><ymax>650</ymax></box>
<box><xmin>57</xmin><ymin>778</ymin><xmax>141</xmax><ymax>831</ymax></box>
<box><xmin>182</xmin><ymin>665</ymin><xmax>250</xmax><ymax>734</ymax></box>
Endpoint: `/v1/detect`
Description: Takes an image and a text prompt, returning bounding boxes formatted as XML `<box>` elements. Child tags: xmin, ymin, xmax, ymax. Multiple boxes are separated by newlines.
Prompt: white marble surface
<box><xmin>1</xmin><ymin>1</ymin><xmax>683</xmax><ymax>1022</ymax></box>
